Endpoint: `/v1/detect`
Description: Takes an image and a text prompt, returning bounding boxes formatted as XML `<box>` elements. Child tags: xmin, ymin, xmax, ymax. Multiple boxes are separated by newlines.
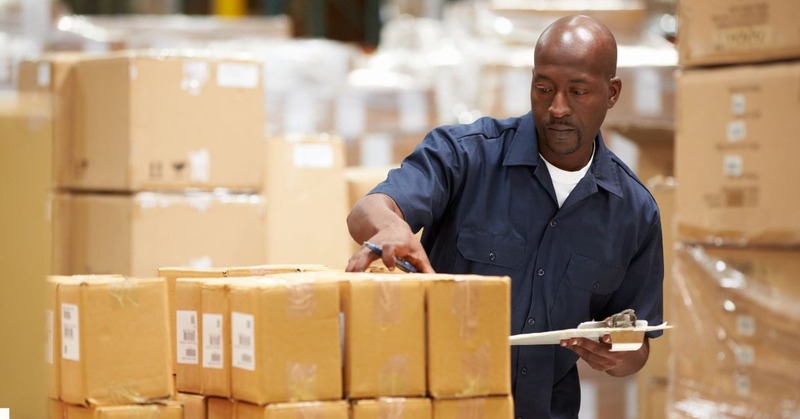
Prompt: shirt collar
<box><xmin>503</xmin><ymin>112</ymin><xmax>623</xmax><ymax>198</ymax></box>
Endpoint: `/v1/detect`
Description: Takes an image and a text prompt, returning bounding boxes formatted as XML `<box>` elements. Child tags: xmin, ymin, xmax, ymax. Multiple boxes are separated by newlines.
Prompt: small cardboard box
<box><xmin>229</xmin><ymin>277</ymin><xmax>342</xmax><ymax>404</ymax></box>
<box><xmin>200</xmin><ymin>278</ymin><xmax>234</xmax><ymax>398</ymax></box>
<box><xmin>64</xmin><ymin>403</ymin><xmax>183</xmax><ymax>418</ymax></box>
<box><xmin>351</xmin><ymin>398</ymin><xmax>431</xmax><ymax>419</ymax></box>
<box><xmin>174</xmin><ymin>278</ymin><xmax>206</xmax><ymax>394</ymax></box>
<box><xmin>675</xmin><ymin>61</ymin><xmax>800</xmax><ymax>245</ymax></box>
<box><xmin>59</xmin><ymin>277</ymin><xmax>173</xmax><ymax>406</ymax></box>
<box><xmin>432</xmin><ymin>395</ymin><xmax>514</xmax><ymax>419</ymax></box>
<box><xmin>425</xmin><ymin>275</ymin><xmax>511</xmax><ymax>398</ymax></box>
<box><xmin>67</xmin><ymin>52</ymin><xmax>264</xmax><ymax>192</ymax></box>
<box><xmin>678</xmin><ymin>0</ymin><xmax>800</xmax><ymax>67</ymax></box>
<box><xmin>343</xmin><ymin>277</ymin><xmax>426</xmax><ymax>398</ymax></box>
<box><xmin>236</xmin><ymin>400</ymin><xmax>349</xmax><ymax>419</ymax></box>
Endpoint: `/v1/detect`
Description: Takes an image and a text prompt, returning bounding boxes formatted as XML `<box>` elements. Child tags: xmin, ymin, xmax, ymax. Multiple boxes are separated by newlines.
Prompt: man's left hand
<box><xmin>559</xmin><ymin>335</ymin><xmax>649</xmax><ymax>377</ymax></box>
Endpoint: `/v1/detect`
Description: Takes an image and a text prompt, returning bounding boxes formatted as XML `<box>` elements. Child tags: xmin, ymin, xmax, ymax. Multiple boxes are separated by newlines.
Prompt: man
<box><xmin>346</xmin><ymin>15</ymin><xmax>663</xmax><ymax>418</ymax></box>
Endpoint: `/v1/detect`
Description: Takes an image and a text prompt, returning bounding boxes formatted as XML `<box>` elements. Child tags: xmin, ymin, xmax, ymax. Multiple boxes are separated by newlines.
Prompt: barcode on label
<box><xmin>183</xmin><ymin>330</ymin><xmax>196</xmax><ymax>342</ymax></box>
<box><xmin>63</xmin><ymin>310</ymin><xmax>71</xmax><ymax>320</ymax></box>
<box><xmin>186</xmin><ymin>348</ymin><xmax>196</xmax><ymax>358</ymax></box>
<box><xmin>64</xmin><ymin>327</ymin><xmax>74</xmax><ymax>339</ymax></box>
<box><xmin>239</xmin><ymin>335</ymin><xmax>251</xmax><ymax>346</ymax></box>
<box><xmin>210</xmin><ymin>335</ymin><xmax>221</xmax><ymax>346</ymax></box>
<box><xmin>231</xmin><ymin>311</ymin><xmax>255</xmax><ymax>371</ymax></box>
<box><xmin>242</xmin><ymin>354</ymin><xmax>252</xmax><ymax>364</ymax></box>
<box><xmin>61</xmin><ymin>304</ymin><xmax>80</xmax><ymax>361</ymax></box>
<box><xmin>211</xmin><ymin>353</ymin><xmax>221</xmax><ymax>363</ymax></box>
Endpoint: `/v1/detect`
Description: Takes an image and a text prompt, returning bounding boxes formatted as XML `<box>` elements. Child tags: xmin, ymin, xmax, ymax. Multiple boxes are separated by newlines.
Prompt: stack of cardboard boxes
<box><xmin>158</xmin><ymin>269</ymin><xmax>512</xmax><ymax>418</ymax></box>
<box><xmin>672</xmin><ymin>0</ymin><xmax>800</xmax><ymax>416</ymax></box>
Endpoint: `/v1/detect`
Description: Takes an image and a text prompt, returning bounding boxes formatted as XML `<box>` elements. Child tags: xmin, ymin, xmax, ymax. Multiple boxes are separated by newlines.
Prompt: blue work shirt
<box><xmin>371</xmin><ymin>113</ymin><xmax>664</xmax><ymax>418</ymax></box>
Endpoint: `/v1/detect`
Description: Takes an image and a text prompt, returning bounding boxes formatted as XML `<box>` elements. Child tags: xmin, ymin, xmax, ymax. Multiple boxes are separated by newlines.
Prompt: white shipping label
<box><xmin>398</xmin><ymin>91</ymin><xmax>428</xmax><ymax>133</ymax></box>
<box><xmin>176</xmin><ymin>310</ymin><xmax>199</xmax><ymax>365</ymax></box>
<box><xmin>736</xmin><ymin>315</ymin><xmax>756</xmax><ymax>336</ymax></box>
<box><xmin>37</xmin><ymin>63</ymin><xmax>51</xmax><ymax>87</ymax></box>
<box><xmin>735</xmin><ymin>345</ymin><xmax>755</xmax><ymax>366</ymax></box>
<box><xmin>731</xmin><ymin>94</ymin><xmax>746</xmax><ymax>115</ymax></box>
<box><xmin>182</xmin><ymin>61</ymin><xmax>210</xmax><ymax>95</ymax></box>
<box><xmin>188</xmin><ymin>149</ymin><xmax>210</xmax><ymax>183</ymax></box>
<box><xmin>293</xmin><ymin>143</ymin><xmax>335</xmax><ymax>168</ymax></box>
<box><xmin>46</xmin><ymin>310</ymin><xmax>54</xmax><ymax>364</ymax></box>
<box><xmin>203</xmin><ymin>313</ymin><xmax>224</xmax><ymax>369</ymax></box>
<box><xmin>727</xmin><ymin>120</ymin><xmax>746</xmax><ymax>142</ymax></box>
<box><xmin>232</xmin><ymin>312</ymin><xmax>255</xmax><ymax>371</ymax></box>
<box><xmin>736</xmin><ymin>375</ymin><xmax>750</xmax><ymax>396</ymax></box>
<box><xmin>634</xmin><ymin>68</ymin><xmax>662</xmax><ymax>117</ymax></box>
<box><xmin>723</xmin><ymin>155</ymin><xmax>743</xmax><ymax>177</ymax></box>
<box><xmin>61</xmin><ymin>304</ymin><xmax>80</xmax><ymax>361</ymax></box>
<box><xmin>217</xmin><ymin>62</ymin><xmax>260</xmax><ymax>89</ymax></box>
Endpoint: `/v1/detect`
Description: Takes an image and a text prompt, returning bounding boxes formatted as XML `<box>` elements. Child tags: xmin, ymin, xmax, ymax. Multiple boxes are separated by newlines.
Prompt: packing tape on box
<box><xmin>460</xmin><ymin>343</ymin><xmax>490</xmax><ymax>397</ymax></box>
<box><xmin>379</xmin><ymin>354</ymin><xmax>410</xmax><ymax>396</ymax></box>
<box><xmin>108</xmin><ymin>280</ymin><xmax>139</xmax><ymax>308</ymax></box>
<box><xmin>377</xmin><ymin>398</ymin><xmax>407</xmax><ymax>419</ymax></box>
<box><xmin>286</xmin><ymin>280</ymin><xmax>316</xmax><ymax>319</ymax></box>
<box><xmin>287</xmin><ymin>362</ymin><xmax>318</xmax><ymax>402</ymax></box>
<box><xmin>292</xmin><ymin>401</ymin><xmax>327</xmax><ymax>419</ymax></box>
<box><xmin>453</xmin><ymin>279</ymin><xmax>480</xmax><ymax>340</ymax></box>
<box><xmin>373</xmin><ymin>278</ymin><xmax>402</xmax><ymax>324</ymax></box>
<box><xmin>456</xmin><ymin>398</ymin><xmax>486</xmax><ymax>419</ymax></box>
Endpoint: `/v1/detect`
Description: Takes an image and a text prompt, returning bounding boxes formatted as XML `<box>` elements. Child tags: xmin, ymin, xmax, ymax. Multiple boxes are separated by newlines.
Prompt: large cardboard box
<box><xmin>236</xmin><ymin>401</ymin><xmax>349</xmax><ymax>419</ymax></box>
<box><xmin>58</xmin><ymin>277</ymin><xmax>173</xmax><ymax>406</ymax></box>
<box><xmin>425</xmin><ymin>275</ymin><xmax>511</xmax><ymax>398</ymax></box>
<box><xmin>352</xmin><ymin>398</ymin><xmax>432</xmax><ymax>419</ymax></box>
<box><xmin>669</xmin><ymin>244</ymin><xmax>800</xmax><ymax>417</ymax></box>
<box><xmin>432</xmin><ymin>395</ymin><xmax>514</xmax><ymax>419</ymax></box>
<box><xmin>675</xmin><ymin>62</ymin><xmax>800</xmax><ymax>245</ymax></box>
<box><xmin>343</xmin><ymin>277</ymin><xmax>426</xmax><ymax>398</ymax></box>
<box><xmin>263</xmin><ymin>136</ymin><xmax>350</xmax><ymax>268</ymax></box>
<box><xmin>68</xmin><ymin>52</ymin><xmax>264</xmax><ymax>191</ymax></box>
<box><xmin>0</xmin><ymin>91</ymin><xmax>53</xmax><ymax>418</ymax></box>
<box><xmin>53</xmin><ymin>191</ymin><xmax>267</xmax><ymax>277</ymax></box>
<box><xmin>677</xmin><ymin>0</ymin><xmax>800</xmax><ymax>67</ymax></box>
<box><xmin>64</xmin><ymin>404</ymin><xmax>183</xmax><ymax>418</ymax></box>
<box><xmin>175</xmin><ymin>278</ymin><xmax>206</xmax><ymax>394</ymax></box>
<box><xmin>229</xmin><ymin>277</ymin><xmax>342</xmax><ymax>405</ymax></box>
<box><xmin>200</xmin><ymin>278</ymin><xmax>234</xmax><ymax>398</ymax></box>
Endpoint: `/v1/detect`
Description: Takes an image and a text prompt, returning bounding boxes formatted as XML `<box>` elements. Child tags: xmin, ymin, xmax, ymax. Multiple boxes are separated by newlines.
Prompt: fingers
<box><xmin>380</xmin><ymin>242</ymin><xmax>434</xmax><ymax>273</ymax></box>
<box><xmin>560</xmin><ymin>336</ymin><xmax>622</xmax><ymax>372</ymax></box>
<box><xmin>345</xmin><ymin>245</ymin><xmax>380</xmax><ymax>272</ymax></box>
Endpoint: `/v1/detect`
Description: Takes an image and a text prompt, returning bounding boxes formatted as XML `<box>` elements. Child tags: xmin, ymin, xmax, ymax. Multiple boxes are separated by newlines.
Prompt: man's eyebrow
<box><xmin>532</xmin><ymin>73</ymin><xmax>590</xmax><ymax>84</ymax></box>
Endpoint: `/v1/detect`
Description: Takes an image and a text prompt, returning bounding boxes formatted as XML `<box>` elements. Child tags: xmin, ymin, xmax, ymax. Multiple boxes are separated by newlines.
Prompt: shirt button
<box><xmin>549</xmin><ymin>220</ymin><xmax>557</xmax><ymax>227</ymax></box>
<box><xmin>488</xmin><ymin>252</ymin><xmax>496</xmax><ymax>261</ymax></box>
<box><xmin>593</xmin><ymin>281</ymin><xmax>600</xmax><ymax>290</ymax></box>
<box><xmin>537</xmin><ymin>268</ymin><xmax>545</xmax><ymax>276</ymax></box>
<box><xmin>527</xmin><ymin>317</ymin><xmax>535</xmax><ymax>326</ymax></box>
<box><xmin>521</xmin><ymin>367</ymin><xmax>528</xmax><ymax>375</ymax></box>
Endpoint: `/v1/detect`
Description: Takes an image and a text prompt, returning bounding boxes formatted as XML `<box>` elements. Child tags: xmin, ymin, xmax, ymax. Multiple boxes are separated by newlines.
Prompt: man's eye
<box><xmin>572</xmin><ymin>89</ymin><xmax>588</xmax><ymax>96</ymax></box>
<box><xmin>536</xmin><ymin>87</ymin><xmax>552</xmax><ymax>93</ymax></box>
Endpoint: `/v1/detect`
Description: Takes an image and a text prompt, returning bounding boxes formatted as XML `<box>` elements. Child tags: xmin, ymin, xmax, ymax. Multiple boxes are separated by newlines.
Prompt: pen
<box><xmin>363</xmin><ymin>241</ymin><xmax>419</xmax><ymax>273</ymax></box>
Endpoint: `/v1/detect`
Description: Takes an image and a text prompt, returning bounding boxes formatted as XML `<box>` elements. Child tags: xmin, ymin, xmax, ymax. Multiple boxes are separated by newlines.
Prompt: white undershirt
<box><xmin>540</xmin><ymin>145</ymin><xmax>595</xmax><ymax>208</ymax></box>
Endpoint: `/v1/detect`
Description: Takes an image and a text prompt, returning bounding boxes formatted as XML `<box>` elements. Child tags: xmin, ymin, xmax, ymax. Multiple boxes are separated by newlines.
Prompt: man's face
<box><xmin>531</xmin><ymin>47</ymin><xmax>616</xmax><ymax>157</ymax></box>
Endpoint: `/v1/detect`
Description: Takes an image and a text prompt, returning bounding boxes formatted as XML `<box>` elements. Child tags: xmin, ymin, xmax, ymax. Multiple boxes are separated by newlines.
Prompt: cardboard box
<box><xmin>59</xmin><ymin>277</ymin><xmax>173</xmax><ymax>405</ymax></box>
<box><xmin>425</xmin><ymin>275</ymin><xmax>511</xmax><ymax>398</ymax></box>
<box><xmin>0</xmin><ymin>91</ymin><xmax>53</xmax><ymax>418</ymax></box>
<box><xmin>64</xmin><ymin>404</ymin><xmax>183</xmax><ymax>418</ymax></box>
<box><xmin>49</xmin><ymin>398</ymin><xmax>65</xmax><ymax>419</ymax></box>
<box><xmin>236</xmin><ymin>400</ymin><xmax>349</xmax><ymax>419</ymax></box>
<box><xmin>176</xmin><ymin>392</ymin><xmax>207</xmax><ymax>419</ymax></box>
<box><xmin>263</xmin><ymin>136</ymin><xmax>350</xmax><ymax>268</ymax></box>
<box><xmin>53</xmin><ymin>191</ymin><xmax>267</xmax><ymax>277</ymax></box>
<box><xmin>669</xmin><ymin>244</ymin><xmax>800</xmax><ymax>417</ymax></box>
<box><xmin>68</xmin><ymin>52</ymin><xmax>264</xmax><ymax>191</ymax></box>
<box><xmin>678</xmin><ymin>0</ymin><xmax>800</xmax><ymax>67</ymax></box>
<box><xmin>675</xmin><ymin>62</ymin><xmax>800</xmax><ymax>245</ymax></box>
<box><xmin>175</xmin><ymin>278</ymin><xmax>206</xmax><ymax>394</ymax></box>
<box><xmin>352</xmin><ymin>398</ymin><xmax>432</xmax><ymax>419</ymax></box>
<box><xmin>229</xmin><ymin>277</ymin><xmax>342</xmax><ymax>404</ymax></box>
<box><xmin>46</xmin><ymin>278</ymin><xmax>61</xmax><ymax>400</ymax></box>
<box><xmin>343</xmin><ymin>277</ymin><xmax>426</xmax><ymax>398</ymax></box>
<box><xmin>432</xmin><ymin>395</ymin><xmax>514</xmax><ymax>419</ymax></box>
<box><xmin>201</xmin><ymin>278</ymin><xmax>234</xmax><ymax>398</ymax></box>
<box><xmin>207</xmin><ymin>397</ymin><xmax>234</xmax><ymax>419</ymax></box>
<box><xmin>344</xmin><ymin>132</ymin><xmax>426</xmax><ymax>168</ymax></box>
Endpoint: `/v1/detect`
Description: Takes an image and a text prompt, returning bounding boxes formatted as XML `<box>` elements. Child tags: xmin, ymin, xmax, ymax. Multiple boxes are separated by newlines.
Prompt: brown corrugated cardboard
<box><xmin>237</xmin><ymin>400</ymin><xmax>349</xmax><ymax>419</ymax></box>
<box><xmin>0</xmin><ymin>91</ymin><xmax>53</xmax><ymax>418</ymax></box>
<box><xmin>263</xmin><ymin>136</ymin><xmax>350</xmax><ymax>268</ymax></box>
<box><xmin>176</xmin><ymin>392</ymin><xmax>207</xmax><ymax>419</ymax></box>
<box><xmin>64</xmin><ymin>403</ymin><xmax>183</xmax><ymax>419</ymax></box>
<box><xmin>669</xmin><ymin>244</ymin><xmax>800</xmax><ymax>417</ymax></box>
<box><xmin>49</xmin><ymin>398</ymin><xmax>64</xmax><ymax>419</ymax></box>
<box><xmin>207</xmin><ymin>397</ymin><xmax>234</xmax><ymax>419</ymax></box>
<box><xmin>68</xmin><ymin>52</ymin><xmax>264</xmax><ymax>191</ymax></box>
<box><xmin>675</xmin><ymin>61</ymin><xmax>800</xmax><ymax>245</ymax></box>
<box><xmin>59</xmin><ymin>277</ymin><xmax>173</xmax><ymax>406</ymax></box>
<box><xmin>432</xmin><ymin>395</ymin><xmax>514</xmax><ymax>419</ymax></box>
<box><xmin>351</xmin><ymin>398</ymin><xmax>432</xmax><ymax>419</ymax></box>
<box><xmin>425</xmin><ymin>275</ymin><xmax>511</xmax><ymax>398</ymax></box>
<box><xmin>53</xmin><ymin>191</ymin><xmax>267</xmax><ymax>277</ymax></box>
<box><xmin>229</xmin><ymin>277</ymin><xmax>342</xmax><ymax>405</ymax></box>
<box><xmin>175</xmin><ymin>278</ymin><xmax>206</xmax><ymax>394</ymax></box>
<box><xmin>343</xmin><ymin>277</ymin><xmax>426</xmax><ymax>398</ymax></box>
<box><xmin>678</xmin><ymin>0</ymin><xmax>800</xmax><ymax>67</ymax></box>
<box><xmin>201</xmin><ymin>278</ymin><xmax>234</xmax><ymax>398</ymax></box>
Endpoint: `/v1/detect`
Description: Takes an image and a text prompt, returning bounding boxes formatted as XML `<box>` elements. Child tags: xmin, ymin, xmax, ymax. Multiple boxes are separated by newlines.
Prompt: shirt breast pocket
<box><xmin>565</xmin><ymin>253</ymin><xmax>624</xmax><ymax>296</ymax></box>
<box><xmin>456</xmin><ymin>227</ymin><xmax>526</xmax><ymax>273</ymax></box>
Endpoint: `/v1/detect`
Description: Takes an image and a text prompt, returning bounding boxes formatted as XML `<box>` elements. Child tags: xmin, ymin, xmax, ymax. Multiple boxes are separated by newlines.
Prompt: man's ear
<box><xmin>607</xmin><ymin>76</ymin><xmax>622</xmax><ymax>109</ymax></box>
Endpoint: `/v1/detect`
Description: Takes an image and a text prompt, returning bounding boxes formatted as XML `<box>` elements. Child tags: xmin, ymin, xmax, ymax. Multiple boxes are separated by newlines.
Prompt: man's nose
<box><xmin>548</xmin><ymin>91</ymin><xmax>571</xmax><ymax>118</ymax></box>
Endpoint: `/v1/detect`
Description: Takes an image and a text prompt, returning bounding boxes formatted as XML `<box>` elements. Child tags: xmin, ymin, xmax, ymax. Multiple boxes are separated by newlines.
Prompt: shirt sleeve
<box><xmin>600</xmin><ymin>208</ymin><xmax>665</xmax><ymax>339</ymax></box>
<box><xmin>370</xmin><ymin>127</ymin><xmax>465</xmax><ymax>233</ymax></box>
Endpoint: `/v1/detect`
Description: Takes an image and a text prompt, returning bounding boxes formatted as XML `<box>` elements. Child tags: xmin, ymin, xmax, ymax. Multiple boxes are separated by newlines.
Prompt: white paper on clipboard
<box><xmin>509</xmin><ymin>320</ymin><xmax>673</xmax><ymax>352</ymax></box>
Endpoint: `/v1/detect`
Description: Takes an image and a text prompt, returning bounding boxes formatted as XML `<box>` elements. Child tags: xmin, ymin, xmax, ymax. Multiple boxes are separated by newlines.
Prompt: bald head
<box><xmin>535</xmin><ymin>15</ymin><xmax>618</xmax><ymax>79</ymax></box>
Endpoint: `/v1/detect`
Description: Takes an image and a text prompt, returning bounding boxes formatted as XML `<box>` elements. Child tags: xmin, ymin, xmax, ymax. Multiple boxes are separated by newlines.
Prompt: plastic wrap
<box><xmin>669</xmin><ymin>244</ymin><xmax>800</xmax><ymax>418</ymax></box>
